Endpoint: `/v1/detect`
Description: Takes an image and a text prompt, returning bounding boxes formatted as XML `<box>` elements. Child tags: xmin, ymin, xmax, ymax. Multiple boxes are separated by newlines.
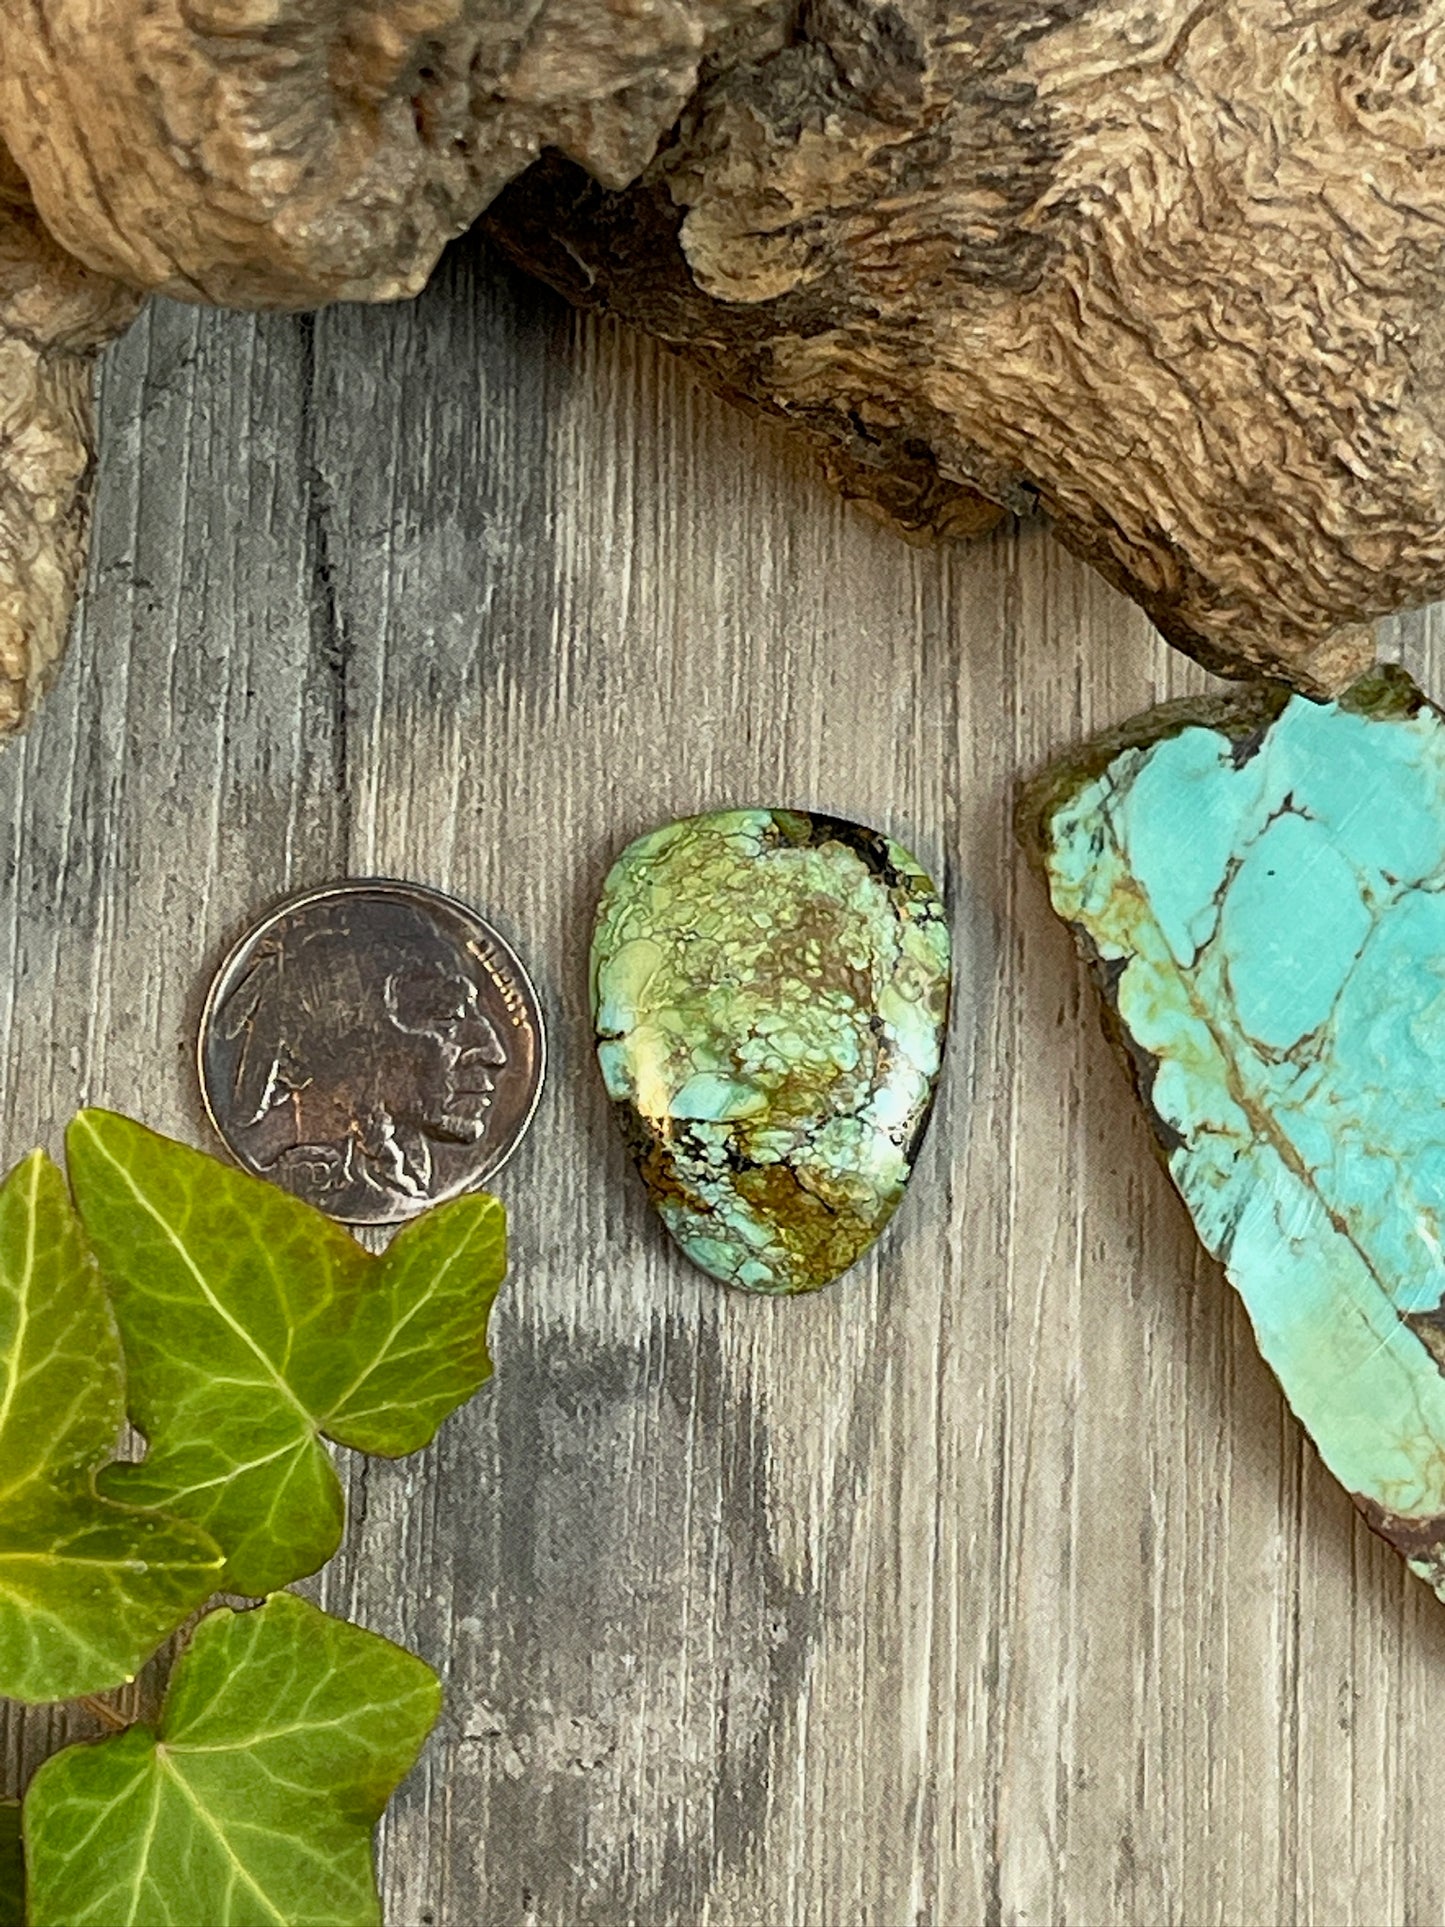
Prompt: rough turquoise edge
<box><xmin>1017</xmin><ymin>664</ymin><xmax>1445</xmax><ymax>1594</ymax></box>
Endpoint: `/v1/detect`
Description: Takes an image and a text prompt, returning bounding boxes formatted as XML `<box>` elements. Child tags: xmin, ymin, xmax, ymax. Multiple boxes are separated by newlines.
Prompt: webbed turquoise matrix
<box><xmin>1023</xmin><ymin>667</ymin><xmax>1445</xmax><ymax>1597</ymax></box>
<box><xmin>590</xmin><ymin>810</ymin><xmax>951</xmax><ymax>1294</ymax></box>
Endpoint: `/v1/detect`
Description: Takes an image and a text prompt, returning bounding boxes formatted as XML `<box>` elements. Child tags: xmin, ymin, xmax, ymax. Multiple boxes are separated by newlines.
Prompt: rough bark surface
<box><xmin>0</xmin><ymin>0</ymin><xmax>781</xmax><ymax>308</ymax></box>
<box><xmin>0</xmin><ymin>148</ymin><xmax>137</xmax><ymax>734</ymax></box>
<box><xmin>2</xmin><ymin>0</ymin><xmax>1444</xmax><ymax>725</ymax></box>
<box><xmin>0</xmin><ymin>0</ymin><xmax>779</xmax><ymax>732</ymax></box>
<box><xmin>489</xmin><ymin>0</ymin><xmax>1445</xmax><ymax>689</ymax></box>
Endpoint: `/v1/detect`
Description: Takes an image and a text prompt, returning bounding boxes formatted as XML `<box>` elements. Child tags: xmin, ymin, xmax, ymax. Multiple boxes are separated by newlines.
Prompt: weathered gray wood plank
<box><xmin>5</xmin><ymin>230</ymin><xmax>1445</xmax><ymax>1926</ymax></box>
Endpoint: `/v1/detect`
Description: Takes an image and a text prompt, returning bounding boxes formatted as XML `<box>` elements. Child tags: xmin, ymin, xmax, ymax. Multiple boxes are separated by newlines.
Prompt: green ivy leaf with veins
<box><xmin>66</xmin><ymin>1110</ymin><xmax>506</xmax><ymax>1596</ymax></box>
<box><xmin>23</xmin><ymin>1590</ymin><xmax>441</xmax><ymax>1927</ymax></box>
<box><xmin>0</xmin><ymin>1151</ymin><xmax>222</xmax><ymax>1702</ymax></box>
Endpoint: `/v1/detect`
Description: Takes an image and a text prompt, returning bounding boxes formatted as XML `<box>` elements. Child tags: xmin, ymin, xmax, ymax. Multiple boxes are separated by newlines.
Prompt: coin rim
<box><xmin>197</xmin><ymin>876</ymin><xmax>547</xmax><ymax>1224</ymax></box>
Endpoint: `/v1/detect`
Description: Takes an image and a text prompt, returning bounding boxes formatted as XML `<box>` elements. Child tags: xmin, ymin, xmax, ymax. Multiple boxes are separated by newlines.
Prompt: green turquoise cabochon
<box><xmin>1020</xmin><ymin>666</ymin><xmax>1445</xmax><ymax>1596</ymax></box>
<box><xmin>590</xmin><ymin>810</ymin><xmax>952</xmax><ymax>1294</ymax></box>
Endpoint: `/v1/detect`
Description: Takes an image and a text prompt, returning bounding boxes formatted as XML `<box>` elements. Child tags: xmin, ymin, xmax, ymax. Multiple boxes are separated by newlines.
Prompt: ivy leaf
<box><xmin>66</xmin><ymin>1111</ymin><xmax>506</xmax><ymax>1596</ymax></box>
<box><xmin>0</xmin><ymin>1802</ymin><xmax>22</xmax><ymax>1927</ymax></box>
<box><xmin>23</xmin><ymin>1590</ymin><xmax>441</xmax><ymax>1927</ymax></box>
<box><xmin>0</xmin><ymin>1151</ymin><xmax>223</xmax><ymax>1702</ymax></box>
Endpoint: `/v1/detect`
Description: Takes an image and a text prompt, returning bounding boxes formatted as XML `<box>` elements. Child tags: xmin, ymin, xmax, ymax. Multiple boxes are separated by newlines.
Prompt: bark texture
<box><xmin>0</xmin><ymin>149</ymin><xmax>138</xmax><ymax>734</ymax></box>
<box><xmin>489</xmin><ymin>0</ymin><xmax>1445</xmax><ymax>689</ymax></box>
<box><xmin>0</xmin><ymin>0</ymin><xmax>781</xmax><ymax>308</ymax></box>
<box><xmin>0</xmin><ymin>0</ymin><xmax>778</xmax><ymax>733</ymax></box>
<box><xmin>2</xmin><ymin>0</ymin><xmax>1444</xmax><ymax>728</ymax></box>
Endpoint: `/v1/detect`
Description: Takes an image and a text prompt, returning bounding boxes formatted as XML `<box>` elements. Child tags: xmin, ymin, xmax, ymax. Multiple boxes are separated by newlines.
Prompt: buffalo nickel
<box><xmin>198</xmin><ymin>879</ymin><xmax>546</xmax><ymax>1225</ymax></box>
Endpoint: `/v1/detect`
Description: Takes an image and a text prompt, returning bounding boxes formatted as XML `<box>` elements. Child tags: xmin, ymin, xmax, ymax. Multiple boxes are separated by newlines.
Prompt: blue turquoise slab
<box><xmin>1020</xmin><ymin>667</ymin><xmax>1445</xmax><ymax>1593</ymax></box>
<box><xmin>590</xmin><ymin>810</ymin><xmax>952</xmax><ymax>1294</ymax></box>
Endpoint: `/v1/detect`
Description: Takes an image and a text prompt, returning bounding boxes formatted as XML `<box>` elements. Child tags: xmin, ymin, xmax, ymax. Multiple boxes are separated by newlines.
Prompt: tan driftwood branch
<box><xmin>487</xmin><ymin>0</ymin><xmax>1445</xmax><ymax>691</ymax></box>
<box><xmin>0</xmin><ymin>0</ymin><xmax>776</xmax><ymax>729</ymax></box>
<box><xmin>1</xmin><ymin>0</ymin><xmax>1443</xmax><ymax>728</ymax></box>
<box><xmin>0</xmin><ymin>0</ymin><xmax>777</xmax><ymax>306</ymax></box>
<box><xmin>0</xmin><ymin>145</ymin><xmax>137</xmax><ymax>733</ymax></box>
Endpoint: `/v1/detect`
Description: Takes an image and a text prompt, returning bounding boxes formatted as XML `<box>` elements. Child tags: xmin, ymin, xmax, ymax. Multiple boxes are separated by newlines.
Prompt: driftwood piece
<box><xmin>488</xmin><ymin>0</ymin><xmax>1445</xmax><ymax>690</ymax></box>
<box><xmin>0</xmin><ymin>148</ymin><xmax>137</xmax><ymax>733</ymax></box>
<box><xmin>0</xmin><ymin>0</ymin><xmax>777</xmax><ymax>729</ymax></box>
<box><xmin>1</xmin><ymin>0</ymin><xmax>1444</xmax><ymax>728</ymax></box>
<box><xmin>0</xmin><ymin>0</ymin><xmax>779</xmax><ymax>308</ymax></box>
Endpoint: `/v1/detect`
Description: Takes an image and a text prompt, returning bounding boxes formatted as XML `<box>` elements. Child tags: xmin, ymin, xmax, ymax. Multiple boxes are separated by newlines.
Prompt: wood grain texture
<box><xmin>4</xmin><ymin>232</ymin><xmax>1445</xmax><ymax>1927</ymax></box>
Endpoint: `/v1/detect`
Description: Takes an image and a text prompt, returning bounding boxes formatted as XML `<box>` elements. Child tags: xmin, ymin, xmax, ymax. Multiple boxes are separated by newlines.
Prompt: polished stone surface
<box><xmin>1022</xmin><ymin>667</ymin><xmax>1445</xmax><ymax>1594</ymax></box>
<box><xmin>591</xmin><ymin>810</ymin><xmax>951</xmax><ymax>1294</ymax></box>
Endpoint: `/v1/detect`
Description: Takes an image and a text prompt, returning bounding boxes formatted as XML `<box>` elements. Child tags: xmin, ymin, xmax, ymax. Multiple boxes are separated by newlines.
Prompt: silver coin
<box><xmin>198</xmin><ymin>878</ymin><xmax>546</xmax><ymax>1226</ymax></box>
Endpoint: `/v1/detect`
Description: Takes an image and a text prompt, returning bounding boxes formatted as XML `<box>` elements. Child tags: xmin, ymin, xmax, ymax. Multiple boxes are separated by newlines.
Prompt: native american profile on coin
<box><xmin>216</xmin><ymin>902</ymin><xmax>510</xmax><ymax>1206</ymax></box>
